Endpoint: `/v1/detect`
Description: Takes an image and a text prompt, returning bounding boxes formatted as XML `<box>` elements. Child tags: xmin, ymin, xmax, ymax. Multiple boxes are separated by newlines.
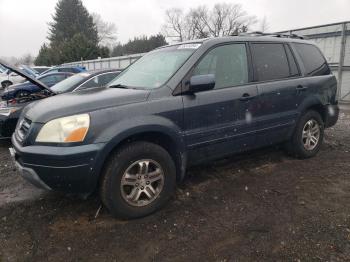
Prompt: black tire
<box><xmin>100</xmin><ymin>141</ymin><xmax>176</xmax><ymax>219</ymax></box>
<box><xmin>15</xmin><ymin>90</ymin><xmax>30</xmax><ymax>98</ymax></box>
<box><xmin>285</xmin><ymin>110</ymin><xmax>324</xmax><ymax>159</ymax></box>
<box><xmin>1</xmin><ymin>81</ymin><xmax>12</xmax><ymax>89</ymax></box>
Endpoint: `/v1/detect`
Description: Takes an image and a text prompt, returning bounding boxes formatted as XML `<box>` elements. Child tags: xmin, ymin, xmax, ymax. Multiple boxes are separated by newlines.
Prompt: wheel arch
<box><xmin>1</xmin><ymin>80</ymin><xmax>12</xmax><ymax>88</ymax></box>
<box><xmin>91</xmin><ymin>123</ymin><xmax>187</xmax><ymax>193</ymax></box>
<box><xmin>298</xmin><ymin>95</ymin><xmax>327</xmax><ymax>124</ymax></box>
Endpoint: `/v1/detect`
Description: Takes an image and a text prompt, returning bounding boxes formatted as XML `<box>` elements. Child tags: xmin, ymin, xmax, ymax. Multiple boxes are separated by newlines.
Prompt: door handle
<box><xmin>239</xmin><ymin>93</ymin><xmax>255</xmax><ymax>101</ymax></box>
<box><xmin>296</xmin><ymin>85</ymin><xmax>308</xmax><ymax>91</ymax></box>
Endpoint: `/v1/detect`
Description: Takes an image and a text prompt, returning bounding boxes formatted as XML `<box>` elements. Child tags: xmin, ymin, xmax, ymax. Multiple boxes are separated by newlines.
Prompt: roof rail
<box><xmin>239</xmin><ymin>31</ymin><xmax>305</xmax><ymax>39</ymax></box>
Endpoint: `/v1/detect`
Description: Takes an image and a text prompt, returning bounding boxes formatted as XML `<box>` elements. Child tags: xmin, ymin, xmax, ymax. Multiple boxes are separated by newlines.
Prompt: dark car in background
<box><xmin>50</xmin><ymin>69</ymin><xmax>120</xmax><ymax>94</ymax></box>
<box><xmin>2</xmin><ymin>72</ymin><xmax>73</xmax><ymax>100</ymax></box>
<box><xmin>40</xmin><ymin>65</ymin><xmax>86</xmax><ymax>75</ymax></box>
<box><xmin>8</xmin><ymin>35</ymin><xmax>339</xmax><ymax>219</ymax></box>
<box><xmin>0</xmin><ymin>62</ymin><xmax>120</xmax><ymax>138</ymax></box>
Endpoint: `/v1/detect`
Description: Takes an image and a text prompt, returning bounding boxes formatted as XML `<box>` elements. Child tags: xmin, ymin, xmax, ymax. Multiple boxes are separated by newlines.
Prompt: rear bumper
<box><xmin>324</xmin><ymin>104</ymin><xmax>339</xmax><ymax>128</ymax></box>
<box><xmin>11</xmin><ymin>136</ymin><xmax>106</xmax><ymax>193</ymax></box>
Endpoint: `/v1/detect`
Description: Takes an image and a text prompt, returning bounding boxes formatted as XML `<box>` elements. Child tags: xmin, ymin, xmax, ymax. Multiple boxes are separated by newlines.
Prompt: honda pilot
<box><xmin>10</xmin><ymin>35</ymin><xmax>339</xmax><ymax>218</ymax></box>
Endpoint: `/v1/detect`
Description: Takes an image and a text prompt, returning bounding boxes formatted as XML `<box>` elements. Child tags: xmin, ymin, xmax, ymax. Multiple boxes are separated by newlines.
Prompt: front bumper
<box><xmin>9</xmin><ymin>147</ymin><xmax>51</xmax><ymax>190</ymax></box>
<box><xmin>11</xmin><ymin>136</ymin><xmax>106</xmax><ymax>193</ymax></box>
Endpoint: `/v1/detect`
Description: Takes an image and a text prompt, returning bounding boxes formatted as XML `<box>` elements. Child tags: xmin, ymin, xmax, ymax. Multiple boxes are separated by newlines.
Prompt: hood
<box><xmin>24</xmin><ymin>87</ymin><xmax>150</xmax><ymax>123</ymax></box>
<box><xmin>0</xmin><ymin>60</ymin><xmax>55</xmax><ymax>94</ymax></box>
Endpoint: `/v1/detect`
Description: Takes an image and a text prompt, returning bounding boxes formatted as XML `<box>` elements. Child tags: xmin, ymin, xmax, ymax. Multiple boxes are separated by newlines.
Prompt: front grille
<box><xmin>16</xmin><ymin>118</ymin><xmax>32</xmax><ymax>142</ymax></box>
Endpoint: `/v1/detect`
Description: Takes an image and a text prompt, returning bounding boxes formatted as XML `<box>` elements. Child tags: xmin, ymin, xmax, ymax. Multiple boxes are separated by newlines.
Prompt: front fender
<box><xmin>90</xmin><ymin>114</ymin><xmax>186</xmax><ymax>186</ymax></box>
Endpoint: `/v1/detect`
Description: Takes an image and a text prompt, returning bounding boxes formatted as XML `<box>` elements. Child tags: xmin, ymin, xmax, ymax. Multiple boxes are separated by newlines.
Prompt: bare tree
<box><xmin>186</xmin><ymin>6</ymin><xmax>209</xmax><ymax>39</ymax></box>
<box><xmin>205</xmin><ymin>3</ymin><xmax>256</xmax><ymax>36</ymax></box>
<box><xmin>162</xmin><ymin>3</ymin><xmax>256</xmax><ymax>41</ymax></box>
<box><xmin>19</xmin><ymin>54</ymin><xmax>35</xmax><ymax>65</ymax></box>
<box><xmin>259</xmin><ymin>16</ymin><xmax>269</xmax><ymax>32</ymax></box>
<box><xmin>92</xmin><ymin>13</ymin><xmax>117</xmax><ymax>47</ymax></box>
<box><xmin>162</xmin><ymin>8</ymin><xmax>187</xmax><ymax>42</ymax></box>
<box><xmin>1</xmin><ymin>54</ymin><xmax>34</xmax><ymax>66</ymax></box>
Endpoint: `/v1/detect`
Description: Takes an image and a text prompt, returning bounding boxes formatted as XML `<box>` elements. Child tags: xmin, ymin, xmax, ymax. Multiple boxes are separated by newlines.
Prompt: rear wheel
<box><xmin>285</xmin><ymin>110</ymin><xmax>324</xmax><ymax>158</ymax></box>
<box><xmin>100</xmin><ymin>141</ymin><xmax>176</xmax><ymax>219</ymax></box>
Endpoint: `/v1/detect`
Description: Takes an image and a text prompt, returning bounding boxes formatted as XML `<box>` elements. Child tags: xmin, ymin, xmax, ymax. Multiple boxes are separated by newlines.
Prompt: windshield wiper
<box><xmin>109</xmin><ymin>84</ymin><xmax>130</xmax><ymax>89</ymax></box>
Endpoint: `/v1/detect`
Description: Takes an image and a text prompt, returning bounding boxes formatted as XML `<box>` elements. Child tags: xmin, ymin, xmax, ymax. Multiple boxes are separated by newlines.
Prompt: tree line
<box><xmin>35</xmin><ymin>0</ymin><xmax>258</xmax><ymax>66</ymax></box>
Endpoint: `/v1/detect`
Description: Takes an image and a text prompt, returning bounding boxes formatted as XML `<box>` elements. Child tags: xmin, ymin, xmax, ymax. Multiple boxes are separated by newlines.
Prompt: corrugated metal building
<box><xmin>279</xmin><ymin>21</ymin><xmax>350</xmax><ymax>102</ymax></box>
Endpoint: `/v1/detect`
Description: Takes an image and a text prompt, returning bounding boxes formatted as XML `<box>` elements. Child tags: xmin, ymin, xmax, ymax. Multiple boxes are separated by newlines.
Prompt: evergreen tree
<box><xmin>35</xmin><ymin>0</ymin><xmax>103</xmax><ymax>65</ymax></box>
<box><xmin>48</xmin><ymin>0</ymin><xmax>98</xmax><ymax>45</ymax></box>
<box><xmin>111</xmin><ymin>34</ymin><xmax>167</xmax><ymax>57</ymax></box>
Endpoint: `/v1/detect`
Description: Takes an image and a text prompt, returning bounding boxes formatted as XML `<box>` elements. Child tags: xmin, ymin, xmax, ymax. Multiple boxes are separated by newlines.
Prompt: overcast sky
<box><xmin>0</xmin><ymin>0</ymin><xmax>349</xmax><ymax>57</ymax></box>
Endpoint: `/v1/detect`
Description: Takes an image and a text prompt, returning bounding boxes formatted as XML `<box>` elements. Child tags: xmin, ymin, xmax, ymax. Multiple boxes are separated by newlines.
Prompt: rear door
<box><xmin>183</xmin><ymin>43</ymin><xmax>259</xmax><ymax>164</ymax></box>
<box><xmin>250</xmin><ymin>42</ymin><xmax>304</xmax><ymax>145</ymax></box>
<box><xmin>292</xmin><ymin>42</ymin><xmax>334</xmax><ymax>105</ymax></box>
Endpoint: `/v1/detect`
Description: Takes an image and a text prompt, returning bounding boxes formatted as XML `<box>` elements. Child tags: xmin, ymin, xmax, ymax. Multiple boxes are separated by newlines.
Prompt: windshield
<box><xmin>51</xmin><ymin>72</ymin><xmax>91</xmax><ymax>93</ymax></box>
<box><xmin>108</xmin><ymin>44</ymin><xmax>199</xmax><ymax>89</ymax></box>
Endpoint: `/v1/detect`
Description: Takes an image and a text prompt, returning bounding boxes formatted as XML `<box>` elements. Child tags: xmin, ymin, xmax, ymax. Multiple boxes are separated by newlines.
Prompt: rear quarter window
<box><xmin>294</xmin><ymin>43</ymin><xmax>330</xmax><ymax>76</ymax></box>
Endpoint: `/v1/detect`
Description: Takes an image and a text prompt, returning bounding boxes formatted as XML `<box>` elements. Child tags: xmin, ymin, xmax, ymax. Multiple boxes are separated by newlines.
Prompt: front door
<box><xmin>182</xmin><ymin>43</ymin><xmax>259</xmax><ymax>164</ymax></box>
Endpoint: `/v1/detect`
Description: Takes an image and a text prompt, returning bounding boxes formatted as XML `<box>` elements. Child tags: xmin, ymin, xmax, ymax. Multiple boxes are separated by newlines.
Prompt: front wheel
<box><xmin>285</xmin><ymin>110</ymin><xmax>324</xmax><ymax>159</ymax></box>
<box><xmin>100</xmin><ymin>141</ymin><xmax>176</xmax><ymax>219</ymax></box>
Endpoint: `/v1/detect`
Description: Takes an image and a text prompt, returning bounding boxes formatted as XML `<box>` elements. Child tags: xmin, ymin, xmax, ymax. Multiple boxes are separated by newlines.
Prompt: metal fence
<box><xmin>62</xmin><ymin>53</ymin><xmax>145</xmax><ymax>71</ymax></box>
<box><xmin>62</xmin><ymin>21</ymin><xmax>350</xmax><ymax>102</ymax></box>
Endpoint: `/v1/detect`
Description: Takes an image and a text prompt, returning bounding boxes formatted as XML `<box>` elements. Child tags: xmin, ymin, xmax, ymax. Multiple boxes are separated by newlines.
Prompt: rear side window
<box><xmin>79</xmin><ymin>72</ymin><xmax>120</xmax><ymax>89</ymax></box>
<box><xmin>98</xmin><ymin>72</ymin><xmax>120</xmax><ymax>85</ymax></box>
<box><xmin>294</xmin><ymin>43</ymin><xmax>330</xmax><ymax>76</ymax></box>
<box><xmin>251</xmin><ymin>43</ymin><xmax>290</xmax><ymax>81</ymax></box>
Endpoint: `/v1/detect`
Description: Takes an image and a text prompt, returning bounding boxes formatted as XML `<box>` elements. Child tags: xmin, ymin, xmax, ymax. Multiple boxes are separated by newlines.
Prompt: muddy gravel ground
<box><xmin>0</xmin><ymin>106</ymin><xmax>350</xmax><ymax>262</ymax></box>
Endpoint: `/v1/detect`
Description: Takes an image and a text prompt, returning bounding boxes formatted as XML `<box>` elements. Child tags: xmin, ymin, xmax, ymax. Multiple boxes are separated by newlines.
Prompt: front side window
<box><xmin>108</xmin><ymin>45</ymin><xmax>199</xmax><ymax>89</ymax></box>
<box><xmin>251</xmin><ymin>43</ymin><xmax>291</xmax><ymax>82</ymax></box>
<box><xmin>192</xmin><ymin>44</ymin><xmax>249</xmax><ymax>89</ymax></box>
<box><xmin>294</xmin><ymin>43</ymin><xmax>330</xmax><ymax>76</ymax></box>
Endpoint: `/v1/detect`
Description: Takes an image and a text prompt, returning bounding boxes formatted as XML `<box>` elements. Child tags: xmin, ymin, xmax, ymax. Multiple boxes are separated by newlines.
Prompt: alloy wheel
<box><xmin>302</xmin><ymin>119</ymin><xmax>320</xmax><ymax>151</ymax></box>
<box><xmin>120</xmin><ymin>159</ymin><xmax>164</xmax><ymax>207</ymax></box>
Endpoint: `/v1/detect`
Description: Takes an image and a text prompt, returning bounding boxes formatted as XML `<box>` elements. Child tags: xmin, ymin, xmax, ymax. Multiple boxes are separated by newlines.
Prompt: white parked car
<box><xmin>0</xmin><ymin>70</ymin><xmax>27</xmax><ymax>88</ymax></box>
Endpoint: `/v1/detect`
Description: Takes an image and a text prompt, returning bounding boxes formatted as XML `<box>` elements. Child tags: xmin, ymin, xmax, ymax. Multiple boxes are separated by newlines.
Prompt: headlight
<box><xmin>36</xmin><ymin>114</ymin><xmax>90</xmax><ymax>143</ymax></box>
<box><xmin>0</xmin><ymin>107</ymin><xmax>20</xmax><ymax>116</ymax></box>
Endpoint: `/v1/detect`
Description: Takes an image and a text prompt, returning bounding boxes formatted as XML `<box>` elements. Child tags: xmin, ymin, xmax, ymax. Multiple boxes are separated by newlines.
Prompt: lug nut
<box><xmin>146</xmin><ymin>181</ymin><xmax>150</xmax><ymax>185</ymax></box>
<box><xmin>141</xmin><ymin>186</ymin><xmax>144</xmax><ymax>190</ymax></box>
<box><xmin>135</xmin><ymin>183</ymin><xmax>139</xmax><ymax>187</ymax></box>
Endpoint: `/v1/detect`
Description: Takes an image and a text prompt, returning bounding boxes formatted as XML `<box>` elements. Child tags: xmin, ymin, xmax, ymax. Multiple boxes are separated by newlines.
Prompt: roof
<box><xmin>158</xmin><ymin>33</ymin><xmax>311</xmax><ymax>50</ymax></box>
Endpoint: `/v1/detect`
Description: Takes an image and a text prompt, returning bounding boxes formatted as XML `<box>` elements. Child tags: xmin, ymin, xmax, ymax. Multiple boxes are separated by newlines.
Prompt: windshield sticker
<box><xmin>177</xmin><ymin>43</ymin><xmax>201</xmax><ymax>49</ymax></box>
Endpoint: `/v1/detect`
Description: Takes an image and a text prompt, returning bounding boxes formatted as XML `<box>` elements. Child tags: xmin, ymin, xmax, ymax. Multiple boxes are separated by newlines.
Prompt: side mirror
<box><xmin>188</xmin><ymin>74</ymin><xmax>215</xmax><ymax>93</ymax></box>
